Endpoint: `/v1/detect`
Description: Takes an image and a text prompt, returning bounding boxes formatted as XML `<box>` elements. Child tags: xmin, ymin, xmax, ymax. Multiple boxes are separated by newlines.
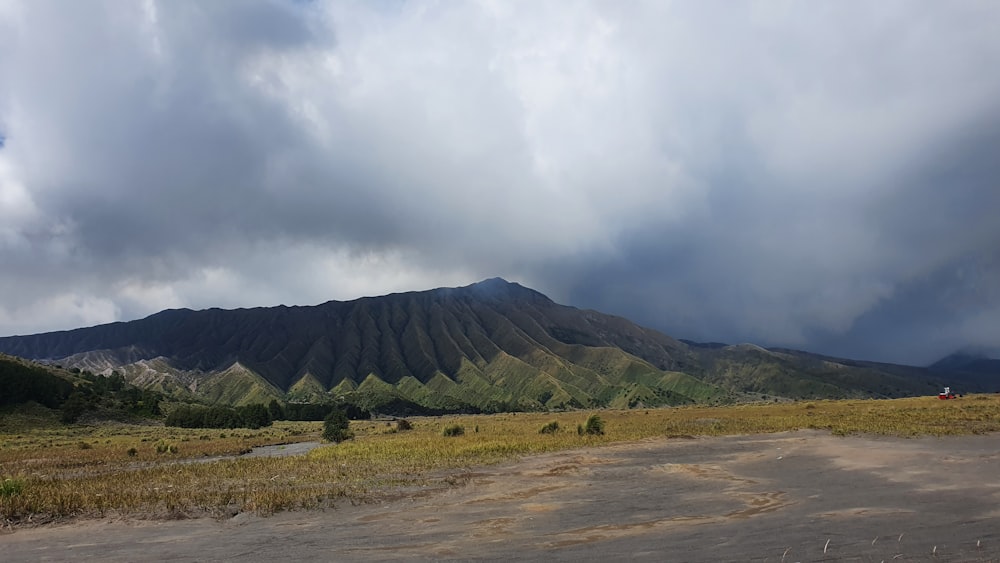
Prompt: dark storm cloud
<box><xmin>543</xmin><ymin>114</ymin><xmax>1000</xmax><ymax>365</ymax></box>
<box><xmin>0</xmin><ymin>1</ymin><xmax>998</xmax><ymax>364</ymax></box>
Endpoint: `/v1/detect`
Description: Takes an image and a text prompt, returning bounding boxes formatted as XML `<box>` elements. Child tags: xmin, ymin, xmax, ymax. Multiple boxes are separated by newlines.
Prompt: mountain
<box><xmin>683</xmin><ymin>342</ymin><xmax>947</xmax><ymax>398</ymax></box>
<box><xmin>0</xmin><ymin>278</ymin><xmax>957</xmax><ymax>412</ymax></box>
<box><xmin>930</xmin><ymin>351</ymin><xmax>1000</xmax><ymax>390</ymax></box>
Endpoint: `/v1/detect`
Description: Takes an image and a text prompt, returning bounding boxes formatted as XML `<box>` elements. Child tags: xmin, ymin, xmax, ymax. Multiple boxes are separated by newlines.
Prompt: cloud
<box><xmin>0</xmin><ymin>1</ymin><xmax>998</xmax><ymax>364</ymax></box>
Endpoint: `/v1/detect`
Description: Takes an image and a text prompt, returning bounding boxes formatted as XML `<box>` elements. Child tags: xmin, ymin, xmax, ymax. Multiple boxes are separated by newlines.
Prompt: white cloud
<box><xmin>0</xmin><ymin>292</ymin><xmax>119</xmax><ymax>337</ymax></box>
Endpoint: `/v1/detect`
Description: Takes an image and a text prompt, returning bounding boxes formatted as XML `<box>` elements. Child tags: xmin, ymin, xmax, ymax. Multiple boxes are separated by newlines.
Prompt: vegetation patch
<box><xmin>539</xmin><ymin>421</ymin><xmax>560</xmax><ymax>434</ymax></box>
<box><xmin>1</xmin><ymin>355</ymin><xmax>164</xmax><ymax>425</ymax></box>
<box><xmin>166</xmin><ymin>404</ymin><xmax>273</xmax><ymax>429</ymax></box>
<box><xmin>2</xmin><ymin>395</ymin><xmax>1000</xmax><ymax>527</ymax></box>
<box><xmin>1</xmin><ymin>478</ymin><xmax>24</xmax><ymax>497</ymax></box>
<box><xmin>579</xmin><ymin>414</ymin><xmax>605</xmax><ymax>436</ymax></box>
<box><xmin>154</xmin><ymin>441</ymin><xmax>178</xmax><ymax>454</ymax></box>
<box><xmin>0</xmin><ymin>355</ymin><xmax>74</xmax><ymax>409</ymax></box>
<box><xmin>322</xmin><ymin>408</ymin><xmax>353</xmax><ymax>443</ymax></box>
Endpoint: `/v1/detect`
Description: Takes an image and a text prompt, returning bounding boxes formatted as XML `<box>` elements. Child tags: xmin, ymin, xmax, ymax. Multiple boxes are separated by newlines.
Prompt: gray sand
<box><xmin>5</xmin><ymin>430</ymin><xmax>1000</xmax><ymax>561</ymax></box>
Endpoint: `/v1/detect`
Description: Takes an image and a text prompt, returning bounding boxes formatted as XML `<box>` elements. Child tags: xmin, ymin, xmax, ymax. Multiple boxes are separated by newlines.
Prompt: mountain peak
<box><xmin>930</xmin><ymin>348</ymin><xmax>1000</xmax><ymax>372</ymax></box>
<box><xmin>461</xmin><ymin>278</ymin><xmax>550</xmax><ymax>302</ymax></box>
<box><xmin>471</xmin><ymin>276</ymin><xmax>511</xmax><ymax>287</ymax></box>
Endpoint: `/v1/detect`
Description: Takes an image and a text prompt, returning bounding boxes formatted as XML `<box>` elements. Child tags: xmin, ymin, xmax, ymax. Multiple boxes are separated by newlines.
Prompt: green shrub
<box><xmin>442</xmin><ymin>424</ymin><xmax>465</xmax><ymax>437</ymax></box>
<box><xmin>322</xmin><ymin>408</ymin><xmax>353</xmax><ymax>443</ymax></box>
<box><xmin>582</xmin><ymin>414</ymin><xmax>605</xmax><ymax>435</ymax></box>
<box><xmin>155</xmin><ymin>441</ymin><xmax>177</xmax><ymax>454</ymax></box>
<box><xmin>0</xmin><ymin>478</ymin><xmax>25</xmax><ymax>497</ymax></box>
<box><xmin>539</xmin><ymin>421</ymin><xmax>560</xmax><ymax>434</ymax></box>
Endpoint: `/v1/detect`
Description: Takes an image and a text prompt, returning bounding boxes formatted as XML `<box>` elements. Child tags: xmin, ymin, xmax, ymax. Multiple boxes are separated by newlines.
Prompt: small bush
<box><xmin>582</xmin><ymin>414</ymin><xmax>605</xmax><ymax>435</ymax></box>
<box><xmin>539</xmin><ymin>421</ymin><xmax>560</xmax><ymax>434</ymax></box>
<box><xmin>442</xmin><ymin>424</ymin><xmax>465</xmax><ymax>437</ymax></box>
<box><xmin>78</xmin><ymin>441</ymin><xmax>93</xmax><ymax>450</ymax></box>
<box><xmin>1</xmin><ymin>478</ymin><xmax>25</xmax><ymax>497</ymax></box>
<box><xmin>155</xmin><ymin>441</ymin><xmax>177</xmax><ymax>454</ymax></box>
<box><xmin>322</xmin><ymin>408</ymin><xmax>354</xmax><ymax>443</ymax></box>
<box><xmin>127</xmin><ymin>447</ymin><xmax>138</xmax><ymax>457</ymax></box>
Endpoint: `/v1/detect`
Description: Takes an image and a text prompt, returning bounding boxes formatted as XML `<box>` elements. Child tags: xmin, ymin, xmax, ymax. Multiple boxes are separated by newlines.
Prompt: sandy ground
<box><xmin>4</xmin><ymin>430</ymin><xmax>1000</xmax><ymax>561</ymax></box>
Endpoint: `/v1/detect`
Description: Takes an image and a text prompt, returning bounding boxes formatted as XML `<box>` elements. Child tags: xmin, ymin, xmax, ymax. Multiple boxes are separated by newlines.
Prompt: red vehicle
<box><xmin>938</xmin><ymin>386</ymin><xmax>958</xmax><ymax>400</ymax></box>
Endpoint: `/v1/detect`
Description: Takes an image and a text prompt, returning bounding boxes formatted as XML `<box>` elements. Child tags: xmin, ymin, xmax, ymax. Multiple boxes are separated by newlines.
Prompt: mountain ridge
<box><xmin>0</xmin><ymin>278</ymin><xmax>986</xmax><ymax>412</ymax></box>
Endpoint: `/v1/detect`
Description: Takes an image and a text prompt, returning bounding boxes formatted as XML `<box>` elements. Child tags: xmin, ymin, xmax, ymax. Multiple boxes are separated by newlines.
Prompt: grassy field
<box><xmin>2</xmin><ymin>394</ymin><xmax>999</xmax><ymax>527</ymax></box>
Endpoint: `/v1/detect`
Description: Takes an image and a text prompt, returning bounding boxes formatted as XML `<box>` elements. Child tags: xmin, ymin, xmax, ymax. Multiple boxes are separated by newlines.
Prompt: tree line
<box><xmin>164</xmin><ymin>399</ymin><xmax>370</xmax><ymax>429</ymax></box>
<box><xmin>59</xmin><ymin>370</ymin><xmax>163</xmax><ymax>423</ymax></box>
<box><xmin>165</xmin><ymin>403</ymin><xmax>273</xmax><ymax>429</ymax></box>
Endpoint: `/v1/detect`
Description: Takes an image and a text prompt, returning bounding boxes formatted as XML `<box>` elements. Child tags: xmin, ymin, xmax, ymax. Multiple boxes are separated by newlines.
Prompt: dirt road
<box><xmin>5</xmin><ymin>430</ymin><xmax>1000</xmax><ymax>561</ymax></box>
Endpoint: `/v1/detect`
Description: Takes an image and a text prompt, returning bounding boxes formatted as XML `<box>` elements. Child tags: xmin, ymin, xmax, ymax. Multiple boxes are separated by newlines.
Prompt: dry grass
<box><xmin>2</xmin><ymin>395</ymin><xmax>999</xmax><ymax>526</ymax></box>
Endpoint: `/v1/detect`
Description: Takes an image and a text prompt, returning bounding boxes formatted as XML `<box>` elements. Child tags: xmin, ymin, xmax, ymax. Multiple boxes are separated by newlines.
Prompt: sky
<box><xmin>1</xmin><ymin>0</ymin><xmax>998</xmax><ymax>366</ymax></box>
